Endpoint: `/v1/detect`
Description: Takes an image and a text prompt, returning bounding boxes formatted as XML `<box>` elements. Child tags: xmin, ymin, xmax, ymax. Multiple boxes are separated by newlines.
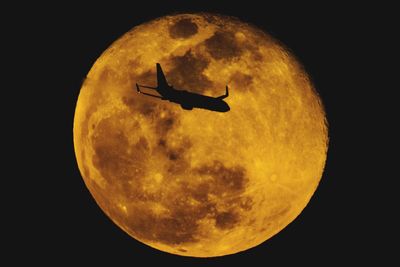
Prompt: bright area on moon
<box><xmin>73</xmin><ymin>13</ymin><xmax>328</xmax><ymax>257</ymax></box>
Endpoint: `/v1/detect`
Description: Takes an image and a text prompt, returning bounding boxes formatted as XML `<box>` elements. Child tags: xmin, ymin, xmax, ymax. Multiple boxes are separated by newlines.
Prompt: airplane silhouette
<box><xmin>136</xmin><ymin>63</ymin><xmax>230</xmax><ymax>112</ymax></box>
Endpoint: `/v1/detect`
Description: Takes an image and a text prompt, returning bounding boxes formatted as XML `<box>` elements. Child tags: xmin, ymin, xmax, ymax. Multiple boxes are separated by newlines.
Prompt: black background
<box><xmin>12</xmin><ymin>1</ymin><xmax>393</xmax><ymax>265</ymax></box>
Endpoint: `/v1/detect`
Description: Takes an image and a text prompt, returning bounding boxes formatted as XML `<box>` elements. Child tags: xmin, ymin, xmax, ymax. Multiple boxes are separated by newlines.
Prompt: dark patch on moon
<box><xmin>135</xmin><ymin>136</ymin><xmax>149</xmax><ymax>151</ymax></box>
<box><xmin>136</xmin><ymin>69</ymin><xmax>156</xmax><ymax>87</ymax></box>
<box><xmin>92</xmin><ymin>118</ymin><xmax>132</xmax><ymax>183</ymax></box>
<box><xmin>128</xmin><ymin>205</ymin><xmax>200</xmax><ymax>244</ymax></box>
<box><xmin>190</xmin><ymin>182</ymin><xmax>210</xmax><ymax>202</ymax></box>
<box><xmin>193</xmin><ymin>161</ymin><xmax>252</xmax><ymax>230</ymax></box>
<box><xmin>138</xmin><ymin>101</ymin><xmax>157</xmax><ymax>117</ymax></box>
<box><xmin>121</xmin><ymin>67</ymin><xmax>163</xmax><ymax>117</ymax></box>
<box><xmin>230</xmin><ymin>71</ymin><xmax>253</xmax><ymax>91</ymax></box>
<box><xmin>121</xmin><ymin>96</ymin><xmax>135</xmax><ymax>110</ymax></box>
<box><xmin>124</xmin><ymin>84</ymin><xmax>191</xmax><ymax>176</ymax></box>
<box><xmin>158</xmin><ymin>138</ymin><xmax>167</xmax><ymax>148</ymax></box>
<box><xmin>91</xmin><ymin>115</ymin><xmax>150</xmax><ymax>201</ymax></box>
<box><xmin>215</xmin><ymin>211</ymin><xmax>239</xmax><ymax>229</ymax></box>
<box><xmin>122</xmin><ymin>94</ymin><xmax>158</xmax><ymax>118</ymax></box>
<box><xmin>204</xmin><ymin>31</ymin><xmax>242</xmax><ymax>60</ymax></box>
<box><xmin>251</xmin><ymin>49</ymin><xmax>264</xmax><ymax>61</ymax></box>
<box><xmin>167</xmin><ymin>151</ymin><xmax>179</xmax><ymax>161</ymax></box>
<box><xmin>165</xmin><ymin>137</ymin><xmax>192</xmax><ymax>174</ymax></box>
<box><xmin>167</xmin><ymin>50</ymin><xmax>212</xmax><ymax>94</ymax></box>
<box><xmin>196</xmin><ymin>160</ymin><xmax>248</xmax><ymax>192</ymax></box>
<box><xmin>128</xmin><ymin>195</ymin><xmax>212</xmax><ymax>245</ymax></box>
<box><xmin>225</xmin><ymin>195</ymin><xmax>254</xmax><ymax>212</ymax></box>
<box><xmin>155</xmin><ymin>116</ymin><xmax>175</xmax><ymax>135</ymax></box>
<box><xmin>169</xmin><ymin>18</ymin><xmax>198</xmax><ymax>39</ymax></box>
<box><xmin>123</xmin><ymin>160</ymin><xmax>252</xmax><ymax>245</ymax></box>
<box><xmin>99</xmin><ymin>67</ymin><xmax>115</xmax><ymax>82</ymax></box>
<box><xmin>242</xmin><ymin>42</ymin><xmax>264</xmax><ymax>62</ymax></box>
<box><xmin>165</xmin><ymin>137</ymin><xmax>191</xmax><ymax>160</ymax></box>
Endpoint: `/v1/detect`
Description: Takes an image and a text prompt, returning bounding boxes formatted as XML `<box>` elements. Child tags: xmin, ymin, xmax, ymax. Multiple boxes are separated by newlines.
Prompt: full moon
<box><xmin>73</xmin><ymin>13</ymin><xmax>328</xmax><ymax>257</ymax></box>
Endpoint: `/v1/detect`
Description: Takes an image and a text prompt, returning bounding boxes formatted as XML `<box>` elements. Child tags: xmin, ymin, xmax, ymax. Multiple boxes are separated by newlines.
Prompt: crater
<box><xmin>167</xmin><ymin>151</ymin><xmax>179</xmax><ymax>161</ymax></box>
<box><xmin>158</xmin><ymin>138</ymin><xmax>167</xmax><ymax>148</ymax></box>
<box><xmin>169</xmin><ymin>18</ymin><xmax>198</xmax><ymax>39</ymax></box>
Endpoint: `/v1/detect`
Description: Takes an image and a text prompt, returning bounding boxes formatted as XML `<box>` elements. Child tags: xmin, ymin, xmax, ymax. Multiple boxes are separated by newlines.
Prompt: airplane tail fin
<box><xmin>156</xmin><ymin>63</ymin><xmax>168</xmax><ymax>88</ymax></box>
<box><xmin>218</xmin><ymin>86</ymin><xmax>229</xmax><ymax>99</ymax></box>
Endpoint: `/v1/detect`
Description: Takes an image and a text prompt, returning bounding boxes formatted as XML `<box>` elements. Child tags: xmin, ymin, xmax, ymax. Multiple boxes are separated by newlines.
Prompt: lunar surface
<box><xmin>73</xmin><ymin>13</ymin><xmax>328</xmax><ymax>257</ymax></box>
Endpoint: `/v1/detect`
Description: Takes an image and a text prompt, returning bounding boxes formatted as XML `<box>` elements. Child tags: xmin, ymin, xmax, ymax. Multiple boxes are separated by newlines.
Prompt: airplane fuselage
<box><xmin>136</xmin><ymin>63</ymin><xmax>230</xmax><ymax>112</ymax></box>
<box><xmin>159</xmin><ymin>86</ymin><xmax>230</xmax><ymax>112</ymax></box>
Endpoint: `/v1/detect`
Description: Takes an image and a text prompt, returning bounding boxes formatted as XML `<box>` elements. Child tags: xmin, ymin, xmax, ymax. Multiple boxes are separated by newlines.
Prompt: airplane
<box><xmin>136</xmin><ymin>63</ymin><xmax>230</xmax><ymax>112</ymax></box>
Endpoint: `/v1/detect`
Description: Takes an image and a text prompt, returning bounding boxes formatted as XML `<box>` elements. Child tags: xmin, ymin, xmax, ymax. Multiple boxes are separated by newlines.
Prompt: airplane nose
<box><xmin>223</xmin><ymin>103</ymin><xmax>230</xmax><ymax>112</ymax></box>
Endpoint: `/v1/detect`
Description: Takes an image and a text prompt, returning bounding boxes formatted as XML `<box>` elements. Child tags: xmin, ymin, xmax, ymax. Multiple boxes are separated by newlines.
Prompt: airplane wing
<box><xmin>136</xmin><ymin>83</ymin><xmax>157</xmax><ymax>90</ymax></box>
<box><xmin>136</xmin><ymin>83</ymin><xmax>162</xmax><ymax>99</ymax></box>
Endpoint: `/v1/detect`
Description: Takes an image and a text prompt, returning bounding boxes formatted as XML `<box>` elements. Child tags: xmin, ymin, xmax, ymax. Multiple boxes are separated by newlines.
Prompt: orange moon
<box><xmin>73</xmin><ymin>13</ymin><xmax>328</xmax><ymax>257</ymax></box>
